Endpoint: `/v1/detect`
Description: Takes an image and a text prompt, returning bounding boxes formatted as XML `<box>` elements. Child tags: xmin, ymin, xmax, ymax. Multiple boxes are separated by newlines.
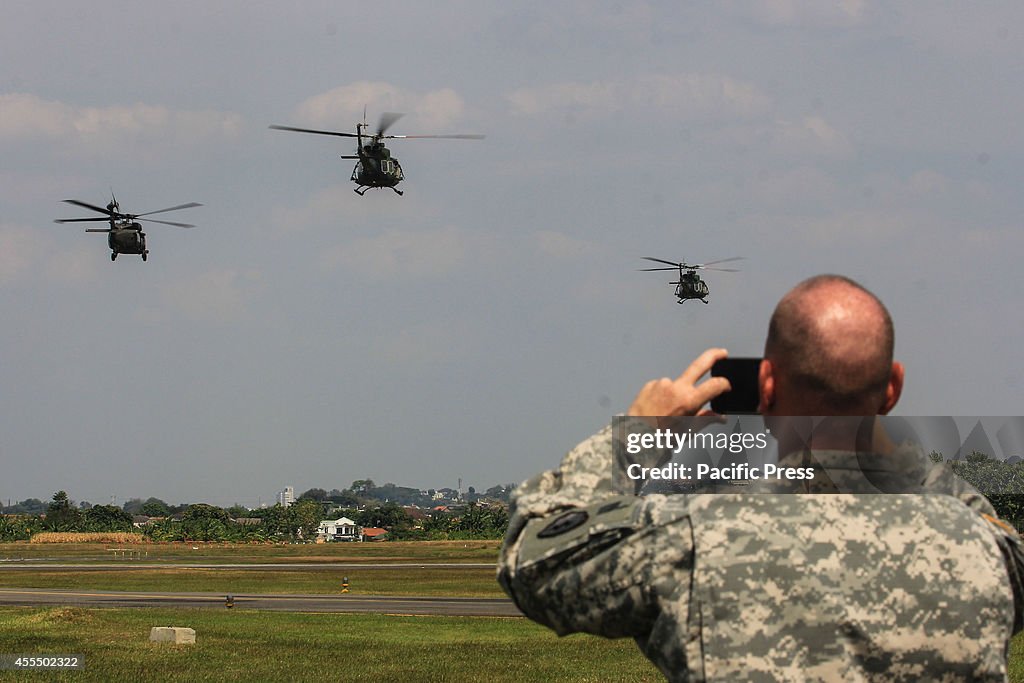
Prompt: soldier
<box><xmin>499</xmin><ymin>275</ymin><xmax>1023</xmax><ymax>681</ymax></box>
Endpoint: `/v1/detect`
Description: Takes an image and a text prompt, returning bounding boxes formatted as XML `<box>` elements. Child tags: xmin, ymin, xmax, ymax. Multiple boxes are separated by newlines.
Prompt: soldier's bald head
<box><xmin>764</xmin><ymin>275</ymin><xmax>896</xmax><ymax>414</ymax></box>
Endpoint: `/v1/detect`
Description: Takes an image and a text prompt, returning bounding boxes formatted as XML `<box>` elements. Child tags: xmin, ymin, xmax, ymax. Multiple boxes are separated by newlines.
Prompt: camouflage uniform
<box><xmin>498</xmin><ymin>420</ymin><xmax>1024</xmax><ymax>682</ymax></box>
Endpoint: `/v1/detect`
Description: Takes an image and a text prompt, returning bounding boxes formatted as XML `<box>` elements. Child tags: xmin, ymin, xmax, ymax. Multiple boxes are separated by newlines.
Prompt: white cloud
<box><xmin>370</xmin><ymin>320</ymin><xmax>475</xmax><ymax>367</ymax></box>
<box><xmin>320</xmin><ymin>225</ymin><xmax>474</xmax><ymax>278</ymax></box>
<box><xmin>762</xmin><ymin>209</ymin><xmax>921</xmax><ymax>247</ymax></box>
<box><xmin>507</xmin><ymin>73</ymin><xmax>771</xmax><ymax>120</ymax></box>
<box><xmin>751</xmin><ymin>166</ymin><xmax>839</xmax><ymax>207</ymax></box>
<box><xmin>0</xmin><ymin>225</ymin><xmax>49</xmax><ymax>285</ymax></box>
<box><xmin>727</xmin><ymin>0</ymin><xmax>869</xmax><ymax>29</ymax></box>
<box><xmin>534</xmin><ymin>230</ymin><xmax>606</xmax><ymax>261</ymax></box>
<box><xmin>0</xmin><ymin>93</ymin><xmax>244</xmax><ymax>148</ymax></box>
<box><xmin>43</xmin><ymin>247</ymin><xmax>100</xmax><ymax>284</ymax></box>
<box><xmin>769</xmin><ymin>116</ymin><xmax>854</xmax><ymax>158</ymax></box>
<box><xmin>292</xmin><ymin>82</ymin><xmax>469</xmax><ymax>131</ymax></box>
<box><xmin>0</xmin><ymin>224</ymin><xmax>98</xmax><ymax>286</ymax></box>
<box><xmin>712</xmin><ymin>116</ymin><xmax>854</xmax><ymax>159</ymax></box>
<box><xmin>156</xmin><ymin>269</ymin><xmax>259</xmax><ymax>322</ymax></box>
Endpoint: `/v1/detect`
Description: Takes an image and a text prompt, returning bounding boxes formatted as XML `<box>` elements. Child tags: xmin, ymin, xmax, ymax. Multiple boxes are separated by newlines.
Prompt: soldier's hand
<box><xmin>627</xmin><ymin>348</ymin><xmax>731</xmax><ymax>423</ymax></box>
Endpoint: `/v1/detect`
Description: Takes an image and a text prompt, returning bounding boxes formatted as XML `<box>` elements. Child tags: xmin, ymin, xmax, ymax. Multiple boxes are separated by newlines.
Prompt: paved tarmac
<box><xmin>0</xmin><ymin>588</ymin><xmax>521</xmax><ymax>617</ymax></box>
<box><xmin>0</xmin><ymin>562</ymin><xmax>495</xmax><ymax>571</ymax></box>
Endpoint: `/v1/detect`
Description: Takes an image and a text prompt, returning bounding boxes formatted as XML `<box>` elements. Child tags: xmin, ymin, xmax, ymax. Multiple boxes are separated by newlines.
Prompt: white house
<box><xmin>317</xmin><ymin>516</ymin><xmax>360</xmax><ymax>542</ymax></box>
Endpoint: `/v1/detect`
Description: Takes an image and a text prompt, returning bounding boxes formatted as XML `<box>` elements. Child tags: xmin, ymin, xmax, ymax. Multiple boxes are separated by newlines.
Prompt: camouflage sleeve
<box><xmin>497</xmin><ymin>420</ymin><xmax>689</xmax><ymax>638</ymax></box>
<box><xmin>981</xmin><ymin>514</ymin><xmax>1024</xmax><ymax>633</ymax></box>
<box><xmin>922</xmin><ymin>462</ymin><xmax>998</xmax><ymax>516</ymax></box>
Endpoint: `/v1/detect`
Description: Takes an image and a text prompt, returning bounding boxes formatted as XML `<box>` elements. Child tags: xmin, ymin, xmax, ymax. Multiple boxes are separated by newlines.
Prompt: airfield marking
<box><xmin>0</xmin><ymin>588</ymin><xmax>521</xmax><ymax>617</ymax></box>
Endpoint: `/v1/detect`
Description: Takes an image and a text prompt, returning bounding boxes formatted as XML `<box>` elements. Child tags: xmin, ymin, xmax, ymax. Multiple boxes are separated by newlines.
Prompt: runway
<box><xmin>0</xmin><ymin>562</ymin><xmax>495</xmax><ymax>572</ymax></box>
<box><xmin>0</xmin><ymin>587</ymin><xmax>522</xmax><ymax>617</ymax></box>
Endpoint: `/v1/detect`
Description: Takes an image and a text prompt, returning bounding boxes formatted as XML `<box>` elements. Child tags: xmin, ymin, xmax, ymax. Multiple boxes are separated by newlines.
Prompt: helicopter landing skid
<box><xmin>354</xmin><ymin>186</ymin><xmax>368</xmax><ymax>196</ymax></box>
<box><xmin>392</xmin><ymin>187</ymin><xmax>403</xmax><ymax>196</ymax></box>
<box><xmin>676</xmin><ymin>298</ymin><xmax>710</xmax><ymax>304</ymax></box>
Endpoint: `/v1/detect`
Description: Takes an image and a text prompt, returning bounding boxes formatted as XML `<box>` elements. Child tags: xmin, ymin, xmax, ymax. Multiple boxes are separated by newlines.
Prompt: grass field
<box><xmin>1</xmin><ymin>606</ymin><xmax>1022</xmax><ymax>682</ymax></box>
<box><xmin>0</xmin><ymin>607</ymin><xmax>662</xmax><ymax>682</ymax></box>
<box><xmin>2</xmin><ymin>542</ymin><xmax>1023</xmax><ymax>681</ymax></box>
<box><xmin>0</xmin><ymin>540</ymin><xmax>503</xmax><ymax>597</ymax></box>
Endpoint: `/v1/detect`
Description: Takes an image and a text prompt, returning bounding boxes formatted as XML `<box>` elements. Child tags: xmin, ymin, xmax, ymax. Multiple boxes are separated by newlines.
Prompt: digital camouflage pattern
<box><xmin>498</xmin><ymin>421</ymin><xmax>1024</xmax><ymax>682</ymax></box>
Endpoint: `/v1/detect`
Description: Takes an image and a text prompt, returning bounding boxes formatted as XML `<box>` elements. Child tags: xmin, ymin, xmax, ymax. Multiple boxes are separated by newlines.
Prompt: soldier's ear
<box><xmin>758</xmin><ymin>359</ymin><xmax>774</xmax><ymax>413</ymax></box>
<box><xmin>879</xmin><ymin>361</ymin><xmax>904</xmax><ymax>415</ymax></box>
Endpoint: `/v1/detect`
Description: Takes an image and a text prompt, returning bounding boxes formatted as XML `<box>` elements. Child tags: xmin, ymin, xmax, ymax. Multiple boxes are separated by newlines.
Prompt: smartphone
<box><xmin>710</xmin><ymin>357</ymin><xmax>762</xmax><ymax>414</ymax></box>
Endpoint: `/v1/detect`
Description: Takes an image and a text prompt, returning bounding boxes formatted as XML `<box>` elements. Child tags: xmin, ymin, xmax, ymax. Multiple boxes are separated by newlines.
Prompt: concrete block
<box><xmin>149</xmin><ymin>626</ymin><xmax>196</xmax><ymax>644</ymax></box>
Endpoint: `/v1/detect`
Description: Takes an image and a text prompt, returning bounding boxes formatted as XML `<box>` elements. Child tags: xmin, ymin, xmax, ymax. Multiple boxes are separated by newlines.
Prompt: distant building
<box><xmin>361</xmin><ymin>527</ymin><xmax>388</xmax><ymax>542</ymax></box>
<box><xmin>317</xmin><ymin>517</ymin><xmax>360</xmax><ymax>542</ymax></box>
<box><xmin>278</xmin><ymin>486</ymin><xmax>295</xmax><ymax>508</ymax></box>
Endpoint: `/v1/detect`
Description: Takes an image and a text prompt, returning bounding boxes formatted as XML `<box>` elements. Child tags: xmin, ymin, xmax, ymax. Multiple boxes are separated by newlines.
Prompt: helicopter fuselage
<box><xmin>351</xmin><ymin>141</ymin><xmax>404</xmax><ymax>194</ymax></box>
<box><xmin>108</xmin><ymin>222</ymin><xmax>146</xmax><ymax>255</ymax></box>
<box><xmin>352</xmin><ymin>150</ymin><xmax>404</xmax><ymax>188</ymax></box>
<box><xmin>674</xmin><ymin>271</ymin><xmax>710</xmax><ymax>303</ymax></box>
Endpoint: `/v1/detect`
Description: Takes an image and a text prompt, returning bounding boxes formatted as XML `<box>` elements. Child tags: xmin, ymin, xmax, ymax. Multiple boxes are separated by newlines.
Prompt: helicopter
<box><xmin>640</xmin><ymin>256</ymin><xmax>744</xmax><ymax>304</ymax></box>
<box><xmin>54</xmin><ymin>195</ymin><xmax>201</xmax><ymax>261</ymax></box>
<box><xmin>269</xmin><ymin>111</ymin><xmax>484</xmax><ymax>196</ymax></box>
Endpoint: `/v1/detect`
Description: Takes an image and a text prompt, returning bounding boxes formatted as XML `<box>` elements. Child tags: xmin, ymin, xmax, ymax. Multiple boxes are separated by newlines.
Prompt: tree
<box><xmin>357</xmin><ymin>502</ymin><xmax>412</xmax><ymax>530</ymax></box>
<box><xmin>326</xmin><ymin>489</ymin><xmax>361</xmax><ymax>507</ymax></box>
<box><xmin>141</xmin><ymin>498</ymin><xmax>171</xmax><ymax>517</ymax></box>
<box><xmin>183</xmin><ymin>503</ymin><xmax>229</xmax><ymax>523</ymax></box>
<box><xmin>249</xmin><ymin>504</ymin><xmax>291</xmax><ymax>538</ymax></box>
<box><xmin>226</xmin><ymin>504</ymin><xmax>250</xmax><ymax>519</ymax></box>
<box><xmin>121</xmin><ymin>498</ymin><xmax>145</xmax><ymax>514</ymax></box>
<box><xmin>966</xmin><ymin>450</ymin><xmax>993</xmax><ymax>463</ymax></box>
<box><xmin>289</xmin><ymin>499</ymin><xmax>323</xmax><ymax>540</ymax></box>
<box><xmin>4</xmin><ymin>498</ymin><xmax>46</xmax><ymax>515</ymax></box>
<box><xmin>484</xmin><ymin>484</ymin><xmax>515</xmax><ymax>503</ymax></box>
<box><xmin>350</xmin><ymin>479</ymin><xmax>375</xmax><ymax>494</ymax></box>
<box><xmin>84</xmin><ymin>505</ymin><xmax>133</xmax><ymax>532</ymax></box>
<box><xmin>46</xmin><ymin>491</ymin><xmax>82</xmax><ymax>531</ymax></box>
<box><xmin>299</xmin><ymin>488</ymin><xmax>328</xmax><ymax>502</ymax></box>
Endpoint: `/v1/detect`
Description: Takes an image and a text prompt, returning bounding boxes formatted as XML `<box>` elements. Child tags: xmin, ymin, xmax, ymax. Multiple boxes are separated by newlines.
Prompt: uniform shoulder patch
<box><xmin>537</xmin><ymin>510</ymin><xmax>589</xmax><ymax>538</ymax></box>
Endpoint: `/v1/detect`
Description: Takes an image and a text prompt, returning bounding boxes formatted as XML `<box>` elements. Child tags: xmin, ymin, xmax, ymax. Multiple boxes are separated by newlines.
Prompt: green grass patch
<box><xmin>0</xmin><ymin>567</ymin><xmax>503</xmax><ymax>597</ymax></box>
<box><xmin>1012</xmin><ymin>630</ymin><xmax>1024</xmax><ymax>682</ymax></box>
<box><xmin>1</xmin><ymin>607</ymin><xmax>1022</xmax><ymax>681</ymax></box>
<box><xmin>0</xmin><ymin>607</ymin><xmax>661</xmax><ymax>682</ymax></box>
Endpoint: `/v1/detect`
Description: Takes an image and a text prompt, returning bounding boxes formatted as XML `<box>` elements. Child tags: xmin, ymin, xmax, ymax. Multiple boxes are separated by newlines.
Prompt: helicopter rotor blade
<box><xmin>386</xmin><ymin>134</ymin><xmax>485</xmax><ymax>140</ymax></box>
<box><xmin>62</xmin><ymin>199</ymin><xmax>114</xmax><ymax>215</ymax></box>
<box><xmin>638</xmin><ymin>255</ymin><xmax>679</xmax><ymax>266</ymax></box>
<box><xmin>699</xmin><ymin>267</ymin><xmax>740</xmax><ymax>272</ymax></box>
<box><xmin>54</xmin><ymin>217</ymin><xmax>112</xmax><ymax>223</ymax></box>
<box><xmin>339</xmin><ymin>155</ymin><xmax>361</xmax><ymax>159</ymax></box>
<box><xmin>85</xmin><ymin>228</ymin><xmax>112</xmax><ymax>233</ymax></box>
<box><xmin>377</xmin><ymin>112</ymin><xmax>405</xmax><ymax>137</ymax></box>
<box><xmin>695</xmin><ymin>256</ymin><xmax>745</xmax><ymax>268</ymax></box>
<box><xmin>134</xmin><ymin>202</ymin><xmax>202</xmax><ymax>217</ymax></box>
<box><xmin>269</xmin><ymin>124</ymin><xmax>359</xmax><ymax>138</ymax></box>
<box><xmin>638</xmin><ymin>267</ymin><xmax>681</xmax><ymax>272</ymax></box>
<box><xmin>136</xmin><ymin>217</ymin><xmax>195</xmax><ymax>228</ymax></box>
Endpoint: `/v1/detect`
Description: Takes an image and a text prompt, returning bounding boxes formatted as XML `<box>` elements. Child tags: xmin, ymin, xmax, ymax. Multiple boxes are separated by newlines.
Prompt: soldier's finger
<box><xmin>678</xmin><ymin>348</ymin><xmax>728</xmax><ymax>386</ymax></box>
<box><xmin>690</xmin><ymin>376</ymin><xmax>731</xmax><ymax>409</ymax></box>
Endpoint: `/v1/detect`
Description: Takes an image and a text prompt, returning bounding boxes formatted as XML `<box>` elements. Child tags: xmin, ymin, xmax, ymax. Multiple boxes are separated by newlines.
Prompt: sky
<box><xmin>1</xmin><ymin>1</ymin><xmax>1022</xmax><ymax>508</ymax></box>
